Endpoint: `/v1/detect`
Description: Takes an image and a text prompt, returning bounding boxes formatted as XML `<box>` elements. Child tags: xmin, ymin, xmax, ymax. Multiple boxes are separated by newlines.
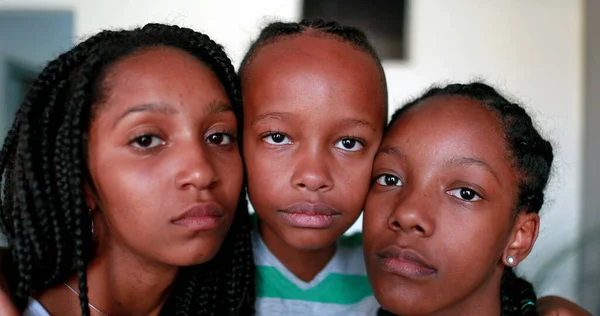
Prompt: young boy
<box><xmin>239</xmin><ymin>19</ymin><xmax>387</xmax><ymax>315</ymax></box>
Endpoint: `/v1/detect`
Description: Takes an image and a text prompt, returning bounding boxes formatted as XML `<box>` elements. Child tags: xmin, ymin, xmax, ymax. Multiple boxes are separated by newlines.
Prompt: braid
<box><xmin>501</xmin><ymin>268</ymin><xmax>537</xmax><ymax>316</ymax></box>
<box><xmin>387</xmin><ymin>82</ymin><xmax>553</xmax><ymax>315</ymax></box>
<box><xmin>12</xmin><ymin>158</ymin><xmax>33</xmax><ymax>306</ymax></box>
<box><xmin>1</xmin><ymin>23</ymin><xmax>255</xmax><ymax>315</ymax></box>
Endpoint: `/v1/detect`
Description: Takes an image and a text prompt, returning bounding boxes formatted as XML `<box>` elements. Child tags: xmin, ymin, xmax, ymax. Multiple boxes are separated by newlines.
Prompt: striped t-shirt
<box><xmin>252</xmin><ymin>229</ymin><xmax>380</xmax><ymax>316</ymax></box>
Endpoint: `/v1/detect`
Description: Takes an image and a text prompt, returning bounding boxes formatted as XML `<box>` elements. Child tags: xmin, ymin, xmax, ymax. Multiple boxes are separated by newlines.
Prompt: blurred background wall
<box><xmin>0</xmin><ymin>0</ymin><xmax>596</xmax><ymax>313</ymax></box>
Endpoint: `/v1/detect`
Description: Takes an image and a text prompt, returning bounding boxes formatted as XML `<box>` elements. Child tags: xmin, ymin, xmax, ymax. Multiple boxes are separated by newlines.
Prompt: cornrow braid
<box><xmin>238</xmin><ymin>18</ymin><xmax>388</xmax><ymax>121</ymax></box>
<box><xmin>0</xmin><ymin>23</ymin><xmax>254</xmax><ymax>315</ymax></box>
<box><xmin>383</xmin><ymin>82</ymin><xmax>553</xmax><ymax>316</ymax></box>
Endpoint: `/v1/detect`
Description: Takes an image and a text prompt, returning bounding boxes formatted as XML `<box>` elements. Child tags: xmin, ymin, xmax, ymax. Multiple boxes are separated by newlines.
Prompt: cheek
<box><xmin>246</xmin><ymin>156</ymin><xmax>284</xmax><ymax>185</ymax></box>
<box><xmin>214</xmin><ymin>151</ymin><xmax>244</xmax><ymax>208</ymax></box>
<box><xmin>362</xmin><ymin>193</ymin><xmax>391</xmax><ymax>247</ymax></box>
<box><xmin>93</xmin><ymin>156</ymin><xmax>168</xmax><ymax>226</ymax></box>
<box><xmin>335</xmin><ymin>158</ymin><xmax>374</xmax><ymax>204</ymax></box>
<box><xmin>244</xmin><ymin>140</ymin><xmax>282</xmax><ymax>180</ymax></box>
<box><xmin>434</xmin><ymin>215</ymin><xmax>508</xmax><ymax>288</ymax></box>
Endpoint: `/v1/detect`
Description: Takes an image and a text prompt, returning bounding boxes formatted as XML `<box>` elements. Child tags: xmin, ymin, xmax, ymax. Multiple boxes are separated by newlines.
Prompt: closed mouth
<box><xmin>376</xmin><ymin>246</ymin><xmax>437</xmax><ymax>278</ymax></box>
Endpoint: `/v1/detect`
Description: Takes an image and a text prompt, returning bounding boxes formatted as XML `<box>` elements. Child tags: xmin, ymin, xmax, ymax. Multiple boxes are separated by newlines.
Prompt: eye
<box><xmin>334</xmin><ymin>138</ymin><xmax>364</xmax><ymax>152</ymax></box>
<box><xmin>206</xmin><ymin>132</ymin><xmax>234</xmax><ymax>145</ymax></box>
<box><xmin>446</xmin><ymin>188</ymin><xmax>482</xmax><ymax>201</ymax></box>
<box><xmin>263</xmin><ymin>133</ymin><xmax>292</xmax><ymax>145</ymax></box>
<box><xmin>375</xmin><ymin>174</ymin><xmax>403</xmax><ymax>187</ymax></box>
<box><xmin>131</xmin><ymin>135</ymin><xmax>165</xmax><ymax>150</ymax></box>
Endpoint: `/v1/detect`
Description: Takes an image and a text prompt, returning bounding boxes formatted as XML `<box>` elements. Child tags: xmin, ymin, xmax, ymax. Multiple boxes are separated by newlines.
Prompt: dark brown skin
<box><xmin>0</xmin><ymin>43</ymin><xmax>590</xmax><ymax>316</ymax></box>
<box><xmin>242</xmin><ymin>34</ymin><xmax>385</xmax><ymax>281</ymax></box>
<box><xmin>9</xmin><ymin>46</ymin><xmax>243</xmax><ymax>315</ymax></box>
<box><xmin>363</xmin><ymin>96</ymin><xmax>540</xmax><ymax>316</ymax></box>
<box><xmin>0</xmin><ymin>286</ymin><xmax>18</xmax><ymax>316</ymax></box>
<box><xmin>537</xmin><ymin>296</ymin><xmax>593</xmax><ymax>316</ymax></box>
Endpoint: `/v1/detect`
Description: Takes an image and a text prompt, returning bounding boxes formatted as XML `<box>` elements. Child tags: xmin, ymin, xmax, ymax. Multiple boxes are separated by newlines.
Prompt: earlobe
<box><xmin>503</xmin><ymin>211</ymin><xmax>540</xmax><ymax>266</ymax></box>
<box><xmin>84</xmin><ymin>182</ymin><xmax>98</xmax><ymax>211</ymax></box>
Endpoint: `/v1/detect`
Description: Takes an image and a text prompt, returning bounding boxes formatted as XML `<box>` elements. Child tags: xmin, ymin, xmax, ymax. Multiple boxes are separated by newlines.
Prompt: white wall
<box><xmin>581</xmin><ymin>0</ymin><xmax>600</xmax><ymax>313</ymax></box>
<box><xmin>0</xmin><ymin>0</ymin><xmax>584</xmax><ymax>303</ymax></box>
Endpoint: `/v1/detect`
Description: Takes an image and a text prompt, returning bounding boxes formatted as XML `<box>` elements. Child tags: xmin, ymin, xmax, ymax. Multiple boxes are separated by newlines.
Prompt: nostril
<box><xmin>392</xmin><ymin>220</ymin><xmax>401</xmax><ymax>229</ymax></box>
<box><xmin>416</xmin><ymin>225</ymin><xmax>425</xmax><ymax>234</ymax></box>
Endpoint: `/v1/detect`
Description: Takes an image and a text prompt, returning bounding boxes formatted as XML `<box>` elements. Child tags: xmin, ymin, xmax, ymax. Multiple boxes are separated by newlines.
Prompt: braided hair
<box><xmin>380</xmin><ymin>82</ymin><xmax>553</xmax><ymax>316</ymax></box>
<box><xmin>0</xmin><ymin>23</ymin><xmax>254</xmax><ymax>315</ymax></box>
<box><xmin>238</xmin><ymin>18</ymin><xmax>388</xmax><ymax>121</ymax></box>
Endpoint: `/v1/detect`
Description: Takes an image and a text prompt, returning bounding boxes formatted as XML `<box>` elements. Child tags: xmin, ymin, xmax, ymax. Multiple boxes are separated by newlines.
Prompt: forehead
<box><xmin>98</xmin><ymin>46</ymin><xmax>228</xmax><ymax>108</ymax></box>
<box><xmin>244</xmin><ymin>33</ymin><xmax>381</xmax><ymax>83</ymax></box>
<box><xmin>104</xmin><ymin>46</ymin><xmax>212</xmax><ymax>86</ymax></box>
<box><xmin>384</xmin><ymin>96</ymin><xmax>511</xmax><ymax>166</ymax></box>
<box><xmin>242</xmin><ymin>34</ymin><xmax>385</xmax><ymax>121</ymax></box>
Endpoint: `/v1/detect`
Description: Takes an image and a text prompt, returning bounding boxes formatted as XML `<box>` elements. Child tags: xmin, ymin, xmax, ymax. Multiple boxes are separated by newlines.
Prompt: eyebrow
<box><xmin>205</xmin><ymin>100</ymin><xmax>234</xmax><ymax>115</ymax></box>
<box><xmin>250</xmin><ymin>112</ymin><xmax>377</xmax><ymax>131</ymax></box>
<box><xmin>251</xmin><ymin>111</ymin><xmax>292</xmax><ymax>126</ymax></box>
<box><xmin>114</xmin><ymin>102</ymin><xmax>178</xmax><ymax>127</ymax></box>
<box><xmin>336</xmin><ymin>118</ymin><xmax>377</xmax><ymax>132</ymax></box>
<box><xmin>114</xmin><ymin>100</ymin><xmax>233</xmax><ymax>128</ymax></box>
<box><xmin>444</xmin><ymin>156</ymin><xmax>500</xmax><ymax>182</ymax></box>
<box><xmin>375</xmin><ymin>146</ymin><xmax>405</xmax><ymax>160</ymax></box>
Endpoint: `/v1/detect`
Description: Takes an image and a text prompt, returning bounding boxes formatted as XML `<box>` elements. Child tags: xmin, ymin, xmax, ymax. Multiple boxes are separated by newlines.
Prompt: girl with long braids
<box><xmin>0</xmin><ymin>23</ymin><xmax>254</xmax><ymax>315</ymax></box>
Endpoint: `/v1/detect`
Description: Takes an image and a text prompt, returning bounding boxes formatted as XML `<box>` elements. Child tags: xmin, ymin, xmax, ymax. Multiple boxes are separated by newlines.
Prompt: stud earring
<box><xmin>507</xmin><ymin>256</ymin><xmax>515</xmax><ymax>265</ymax></box>
<box><xmin>89</xmin><ymin>208</ymin><xmax>95</xmax><ymax>236</ymax></box>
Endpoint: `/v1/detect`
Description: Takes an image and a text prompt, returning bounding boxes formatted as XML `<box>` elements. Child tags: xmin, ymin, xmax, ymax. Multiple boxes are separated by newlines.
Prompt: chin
<box><xmin>283</xmin><ymin>229</ymin><xmax>340</xmax><ymax>251</ymax></box>
<box><xmin>165</xmin><ymin>240</ymin><xmax>224</xmax><ymax>267</ymax></box>
<box><xmin>375</xmin><ymin>285</ymin><xmax>436</xmax><ymax>316</ymax></box>
<box><xmin>169</xmin><ymin>251</ymin><xmax>220</xmax><ymax>267</ymax></box>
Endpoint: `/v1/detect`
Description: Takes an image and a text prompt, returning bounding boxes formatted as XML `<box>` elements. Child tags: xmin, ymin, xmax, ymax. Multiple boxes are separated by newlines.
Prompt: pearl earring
<box><xmin>507</xmin><ymin>256</ymin><xmax>515</xmax><ymax>265</ymax></box>
<box><xmin>89</xmin><ymin>208</ymin><xmax>95</xmax><ymax>236</ymax></box>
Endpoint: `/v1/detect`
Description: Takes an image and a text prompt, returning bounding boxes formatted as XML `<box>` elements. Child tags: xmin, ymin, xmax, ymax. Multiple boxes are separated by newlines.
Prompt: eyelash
<box><xmin>446</xmin><ymin>187</ymin><xmax>483</xmax><ymax>202</ymax></box>
<box><xmin>128</xmin><ymin>128</ymin><xmax>237</xmax><ymax>152</ymax></box>
<box><xmin>259</xmin><ymin>132</ymin><xmax>366</xmax><ymax>150</ymax></box>
<box><xmin>335</xmin><ymin>136</ymin><xmax>365</xmax><ymax>151</ymax></box>
<box><xmin>206</xmin><ymin>129</ymin><xmax>237</xmax><ymax>146</ymax></box>
<box><xmin>129</xmin><ymin>133</ymin><xmax>166</xmax><ymax>152</ymax></box>
<box><xmin>374</xmin><ymin>173</ymin><xmax>404</xmax><ymax>187</ymax></box>
<box><xmin>261</xmin><ymin>131</ymin><xmax>292</xmax><ymax>145</ymax></box>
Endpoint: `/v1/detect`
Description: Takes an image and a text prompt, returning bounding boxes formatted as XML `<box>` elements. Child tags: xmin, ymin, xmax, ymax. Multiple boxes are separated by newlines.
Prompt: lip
<box><xmin>376</xmin><ymin>245</ymin><xmax>437</xmax><ymax>278</ymax></box>
<box><xmin>278</xmin><ymin>202</ymin><xmax>341</xmax><ymax>229</ymax></box>
<box><xmin>171</xmin><ymin>203</ymin><xmax>224</xmax><ymax>231</ymax></box>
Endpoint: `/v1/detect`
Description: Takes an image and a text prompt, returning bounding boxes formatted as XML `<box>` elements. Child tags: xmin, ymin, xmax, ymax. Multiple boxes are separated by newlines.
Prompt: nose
<box><xmin>387</xmin><ymin>188</ymin><xmax>435</xmax><ymax>237</ymax></box>
<box><xmin>174</xmin><ymin>143</ymin><xmax>218</xmax><ymax>191</ymax></box>
<box><xmin>290</xmin><ymin>145</ymin><xmax>333</xmax><ymax>193</ymax></box>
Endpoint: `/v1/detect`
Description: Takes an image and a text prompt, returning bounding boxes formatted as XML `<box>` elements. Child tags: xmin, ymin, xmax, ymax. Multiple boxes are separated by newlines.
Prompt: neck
<box><xmin>43</xmin><ymin>239</ymin><xmax>179</xmax><ymax>316</ymax></box>
<box><xmin>259</xmin><ymin>223</ymin><xmax>336</xmax><ymax>282</ymax></box>
<box><xmin>82</xmin><ymin>245</ymin><xmax>177</xmax><ymax>315</ymax></box>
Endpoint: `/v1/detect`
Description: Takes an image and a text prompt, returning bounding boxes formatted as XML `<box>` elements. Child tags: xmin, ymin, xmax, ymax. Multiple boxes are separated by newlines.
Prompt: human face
<box><xmin>242</xmin><ymin>34</ymin><xmax>385</xmax><ymax>250</ymax></box>
<box><xmin>363</xmin><ymin>96</ymin><xmax>523</xmax><ymax>315</ymax></box>
<box><xmin>87</xmin><ymin>47</ymin><xmax>243</xmax><ymax>266</ymax></box>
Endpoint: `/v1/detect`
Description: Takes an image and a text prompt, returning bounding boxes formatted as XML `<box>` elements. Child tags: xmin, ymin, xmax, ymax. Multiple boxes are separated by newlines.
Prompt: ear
<box><xmin>502</xmin><ymin>211</ymin><xmax>540</xmax><ymax>267</ymax></box>
<box><xmin>84</xmin><ymin>181</ymin><xmax>98</xmax><ymax>212</ymax></box>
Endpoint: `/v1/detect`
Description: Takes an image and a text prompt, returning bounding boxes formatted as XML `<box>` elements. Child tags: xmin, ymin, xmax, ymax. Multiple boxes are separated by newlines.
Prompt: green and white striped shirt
<box><xmin>252</xmin><ymin>228</ymin><xmax>379</xmax><ymax>315</ymax></box>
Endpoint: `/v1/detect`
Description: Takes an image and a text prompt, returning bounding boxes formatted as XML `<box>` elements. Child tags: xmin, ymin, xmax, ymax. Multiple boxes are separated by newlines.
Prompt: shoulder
<box><xmin>23</xmin><ymin>298</ymin><xmax>51</xmax><ymax>316</ymax></box>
